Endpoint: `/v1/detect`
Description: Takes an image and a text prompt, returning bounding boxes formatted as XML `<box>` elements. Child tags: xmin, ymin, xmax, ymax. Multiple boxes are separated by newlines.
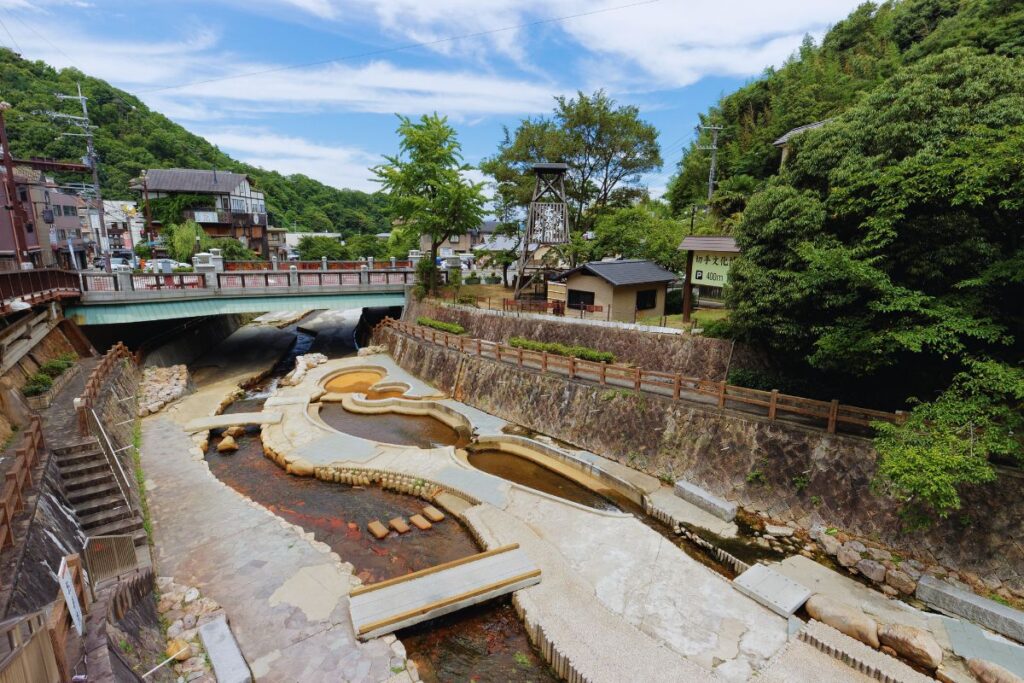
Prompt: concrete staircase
<box><xmin>54</xmin><ymin>440</ymin><xmax>147</xmax><ymax>546</ymax></box>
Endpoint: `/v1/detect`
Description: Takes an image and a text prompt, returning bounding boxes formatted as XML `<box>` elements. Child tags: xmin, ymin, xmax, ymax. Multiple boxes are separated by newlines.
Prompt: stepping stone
<box><xmin>422</xmin><ymin>505</ymin><xmax>445</xmax><ymax>523</ymax></box>
<box><xmin>199</xmin><ymin>614</ymin><xmax>252</xmax><ymax>683</ymax></box>
<box><xmin>409</xmin><ymin>514</ymin><xmax>432</xmax><ymax>531</ymax></box>
<box><xmin>389</xmin><ymin>517</ymin><xmax>410</xmax><ymax>534</ymax></box>
<box><xmin>367</xmin><ymin>520</ymin><xmax>389</xmax><ymax>539</ymax></box>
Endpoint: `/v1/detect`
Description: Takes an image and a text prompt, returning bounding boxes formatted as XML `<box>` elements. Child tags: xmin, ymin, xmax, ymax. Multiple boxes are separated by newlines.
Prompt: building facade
<box><xmin>134</xmin><ymin>169</ymin><xmax>270</xmax><ymax>257</ymax></box>
<box><xmin>548</xmin><ymin>259</ymin><xmax>676</xmax><ymax>323</ymax></box>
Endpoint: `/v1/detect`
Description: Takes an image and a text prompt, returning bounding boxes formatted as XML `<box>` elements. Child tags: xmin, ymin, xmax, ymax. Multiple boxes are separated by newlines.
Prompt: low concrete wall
<box><xmin>404</xmin><ymin>299</ymin><xmax>734</xmax><ymax>381</ymax></box>
<box><xmin>377</xmin><ymin>327</ymin><xmax>1024</xmax><ymax>595</ymax></box>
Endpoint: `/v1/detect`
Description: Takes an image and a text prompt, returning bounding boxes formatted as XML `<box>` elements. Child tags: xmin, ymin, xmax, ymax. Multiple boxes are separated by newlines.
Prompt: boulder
<box><xmin>224</xmin><ymin>425</ymin><xmax>246</xmax><ymax>438</ymax></box>
<box><xmin>166</xmin><ymin>638</ymin><xmax>192</xmax><ymax>661</ymax></box>
<box><xmin>216</xmin><ymin>435</ymin><xmax>238</xmax><ymax>453</ymax></box>
<box><xmin>765</xmin><ymin>524</ymin><xmax>794</xmax><ymax>537</ymax></box>
<box><xmin>837</xmin><ymin>546</ymin><xmax>861</xmax><ymax>568</ymax></box>
<box><xmin>819</xmin><ymin>533</ymin><xmax>842</xmax><ymax>556</ymax></box>
<box><xmin>967</xmin><ymin>658</ymin><xmax>1024</xmax><ymax>683</ymax></box>
<box><xmin>805</xmin><ymin>594</ymin><xmax>880</xmax><ymax>648</ymax></box>
<box><xmin>885</xmin><ymin>569</ymin><xmax>917</xmax><ymax>595</ymax></box>
<box><xmin>856</xmin><ymin>559</ymin><xmax>888</xmax><ymax>583</ymax></box>
<box><xmin>878</xmin><ymin>623</ymin><xmax>942</xmax><ymax>670</ymax></box>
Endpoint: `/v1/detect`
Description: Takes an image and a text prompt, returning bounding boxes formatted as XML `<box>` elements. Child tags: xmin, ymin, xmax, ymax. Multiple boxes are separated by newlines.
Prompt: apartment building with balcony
<box><xmin>133</xmin><ymin>168</ymin><xmax>270</xmax><ymax>257</ymax></box>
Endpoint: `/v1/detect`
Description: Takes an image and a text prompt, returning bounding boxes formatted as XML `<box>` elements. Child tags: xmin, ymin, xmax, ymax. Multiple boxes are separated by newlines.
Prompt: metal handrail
<box><xmin>89</xmin><ymin>407</ymin><xmax>133</xmax><ymax>513</ymax></box>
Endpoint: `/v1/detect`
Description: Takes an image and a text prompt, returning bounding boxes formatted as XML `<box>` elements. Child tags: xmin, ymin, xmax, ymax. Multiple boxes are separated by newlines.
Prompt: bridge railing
<box><xmin>80</xmin><ymin>268</ymin><xmax>415</xmax><ymax>295</ymax></box>
<box><xmin>224</xmin><ymin>259</ymin><xmax>413</xmax><ymax>271</ymax></box>
<box><xmin>0</xmin><ymin>269</ymin><xmax>81</xmax><ymax>313</ymax></box>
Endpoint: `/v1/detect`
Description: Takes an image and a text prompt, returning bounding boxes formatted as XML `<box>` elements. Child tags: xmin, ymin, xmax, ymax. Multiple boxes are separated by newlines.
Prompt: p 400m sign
<box><xmin>690</xmin><ymin>251</ymin><xmax>735</xmax><ymax>286</ymax></box>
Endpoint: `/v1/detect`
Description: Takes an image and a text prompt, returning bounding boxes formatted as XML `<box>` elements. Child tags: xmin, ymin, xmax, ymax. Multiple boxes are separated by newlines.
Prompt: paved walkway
<box><xmin>141</xmin><ymin>325</ymin><xmax>406</xmax><ymax>682</ymax></box>
<box><xmin>263</xmin><ymin>356</ymin><xmax>803</xmax><ymax>681</ymax></box>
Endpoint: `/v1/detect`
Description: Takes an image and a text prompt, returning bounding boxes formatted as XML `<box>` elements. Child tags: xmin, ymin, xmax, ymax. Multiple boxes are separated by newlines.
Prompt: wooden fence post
<box><xmin>517</xmin><ymin>347</ymin><xmax>523</xmax><ymax>367</ymax></box>
<box><xmin>827</xmin><ymin>399</ymin><xmax>839</xmax><ymax>433</ymax></box>
<box><xmin>568</xmin><ymin>357</ymin><xmax>576</xmax><ymax>379</ymax></box>
<box><xmin>600</xmin><ymin>364</ymin><xmax>607</xmax><ymax>386</ymax></box>
<box><xmin>768</xmin><ymin>389</ymin><xmax>779</xmax><ymax>420</ymax></box>
<box><xmin>718</xmin><ymin>381</ymin><xmax>727</xmax><ymax>408</ymax></box>
<box><xmin>634</xmin><ymin>367</ymin><xmax>641</xmax><ymax>393</ymax></box>
<box><xmin>673</xmin><ymin>374</ymin><xmax>681</xmax><ymax>400</ymax></box>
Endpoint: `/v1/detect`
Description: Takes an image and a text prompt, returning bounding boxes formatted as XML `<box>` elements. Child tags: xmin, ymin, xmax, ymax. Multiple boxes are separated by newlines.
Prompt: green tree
<box><xmin>345</xmin><ymin>233</ymin><xmax>388</xmax><ymax>260</ymax></box>
<box><xmin>727</xmin><ymin>48</ymin><xmax>1024</xmax><ymax>517</ymax></box>
<box><xmin>301</xmin><ymin>208</ymin><xmax>334</xmax><ymax>232</ymax></box>
<box><xmin>160</xmin><ymin>220</ymin><xmax>207</xmax><ymax>263</ymax></box>
<box><xmin>211</xmin><ymin>238</ymin><xmax>259</xmax><ymax>261</ymax></box>
<box><xmin>296</xmin><ymin>235</ymin><xmax>348</xmax><ymax>261</ymax></box>
<box><xmin>590</xmin><ymin>202</ymin><xmax>686</xmax><ymax>271</ymax></box>
<box><xmin>481</xmin><ymin>90</ymin><xmax>662</xmax><ymax>255</ymax></box>
<box><xmin>372</xmin><ymin>113</ymin><xmax>486</xmax><ymax>292</ymax></box>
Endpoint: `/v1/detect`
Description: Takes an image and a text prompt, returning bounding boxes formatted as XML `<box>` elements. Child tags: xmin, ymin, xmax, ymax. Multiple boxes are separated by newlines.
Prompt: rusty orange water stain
<box><xmin>324</xmin><ymin>370</ymin><xmax>385</xmax><ymax>394</ymax></box>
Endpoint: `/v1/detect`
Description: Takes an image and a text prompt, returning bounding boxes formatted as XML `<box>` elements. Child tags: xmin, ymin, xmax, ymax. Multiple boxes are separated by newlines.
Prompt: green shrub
<box><xmin>455</xmin><ymin>294</ymin><xmax>478</xmax><ymax>306</ymax></box>
<box><xmin>39</xmin><ymin>360</ymin><xmax>70</xmax><ymax>378</ymax></box>
<box><xmin>416</xmin><ymin>317</ymin><xmax>466</xmax><ymax>335</ymax></box>
<box><xmin>508</xmin><ymin>336</ymin><xmax>615</xmax><ymax>363</ymax></box>
<box><xmin>665</xmin><ymin>288</ymin><xmax>683</xmax><ymax>315</ymax></box>
<box><xmin>22</xmin><ymin>372</ymin><xmax>53</xmax><ymax>397</ymax></box>
<box><xmin>484</xmin><ymin>275</ymin><xmax>502</xmax><ymax>285</ymax></box>
<box><xmin>57</xmin><ymin>352</ymin><xmax>77</xmax><ymax>363</ymax></box>
<box><xmin>465</xmin><ymin>274</ymin><xmax>481</xmax><ymax>285</ymax></box>
<box><xmin>698</xmin><ymin>317</ymin><xmax>734</xmax><ymax>339</ymax></box>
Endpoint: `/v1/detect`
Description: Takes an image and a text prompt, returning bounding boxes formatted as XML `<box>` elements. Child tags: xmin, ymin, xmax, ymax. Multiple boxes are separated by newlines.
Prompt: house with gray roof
<box><xmin>132</xmin><ymin>168</ymin><xmax>270</xmax><ymax>257</ymax></box>
<box><xmin>548</xmin><ymin>259</ymin><xmax>677</xmax><ymax>322</ymax></box>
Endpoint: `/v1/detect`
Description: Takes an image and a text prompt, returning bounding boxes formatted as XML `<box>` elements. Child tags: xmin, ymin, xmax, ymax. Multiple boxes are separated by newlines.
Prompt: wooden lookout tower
<box><xmin>514</xmin><ymin>162</ymin><xmax>570</xmax><ymax>298</ymax></box>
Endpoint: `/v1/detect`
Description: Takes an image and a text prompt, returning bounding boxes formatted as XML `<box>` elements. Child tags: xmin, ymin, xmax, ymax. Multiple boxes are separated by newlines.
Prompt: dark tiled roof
<box><xmin>476</xmin><ymin>220</ymin><xmax>501</xmax><ymax>234</ymax></box>
<box><xmin>678</xmin><ymin>236</ymin><xmax>740</xmax><ymax>253</ymax></box>
<box><xmin>138</xmin><ymin>168</ymin><xmax>249</xmax><ymax>193</ymax></box>
<box><xmin>556</xmin><ymin>259</ymin><xmax>677</xmax><ymax>286</ymax></box>
<box><xmin>772</xmin><ymin>119</ymin><xmax>833</xmax><ymax>146</ymax></box>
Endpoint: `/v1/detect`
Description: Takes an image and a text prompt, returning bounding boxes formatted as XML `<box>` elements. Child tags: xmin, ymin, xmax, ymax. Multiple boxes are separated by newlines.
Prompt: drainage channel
<box><xmin>207</xmin><ymin>316</ymin><xmax>557</xmax><ymax>682</ymax></box>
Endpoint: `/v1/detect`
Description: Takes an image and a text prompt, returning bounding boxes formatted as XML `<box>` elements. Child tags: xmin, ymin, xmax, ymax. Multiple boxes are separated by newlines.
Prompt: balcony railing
<box><xmin>182</xmin><ymin>209</ymin><xmax>268</xmax><ymax>226</ymax></box>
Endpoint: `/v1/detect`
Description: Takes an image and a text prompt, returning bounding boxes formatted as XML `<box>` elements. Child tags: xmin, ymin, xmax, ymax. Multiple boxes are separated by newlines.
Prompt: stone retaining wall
<box><xmin>405</xmin><ymin>299</ymin><xmax>734</xmax><ymax>381</ymax></box>
<box><xmin>377</xmin><ymin>327</ymin><xmax>1024</xmax><ymax>596</ymax></box>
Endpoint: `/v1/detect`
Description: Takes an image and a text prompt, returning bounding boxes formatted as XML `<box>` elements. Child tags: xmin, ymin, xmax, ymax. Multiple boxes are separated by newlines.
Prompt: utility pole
<box><xmin>697</xmin><ymin>124</ymin><xmax>723</xmax><ymax>206</ymax></box>
<box><xmin>0</xmin><ymin>101</ymin><xmax>29</xmax><ymax>268</ymax></box>
<box><xmin>40</xmin><ymin>82</ymin><xmax>109</xmax><ymax>271</ymax></box>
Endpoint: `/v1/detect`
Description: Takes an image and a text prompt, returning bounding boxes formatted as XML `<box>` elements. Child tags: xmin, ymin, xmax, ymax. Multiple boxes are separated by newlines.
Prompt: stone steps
<box><xmin>67</xmin><ymin>480</ymin><xmax>120</xmax><ymax>504</ymax></box>
<box><xmin>55</xmin><ymin>449</ymin><xmax>105</xmax><ymax>468</ymax></box>
<box><xmin>74</xmin><ymin>493</ymin><xmax>128</xmax><ymax>516</ymax></box>
<box><xmin>79</xmin><ymin>504</ymin><xmax>135</xmax><ymax>530</ymax></box>
<box><xmin>86</xmin><ymin>515</ymin><xmax>144</xmax><ymax>539</ymax></box>
<box><xmin>59</xmin><ymin>459</ymin><xmax>111</xmax><ymax>479</ymax></box>
<box><xmin>62</xmin><ymin>470</ymin><xmax>115</xmax><ymax>492</ymax></box>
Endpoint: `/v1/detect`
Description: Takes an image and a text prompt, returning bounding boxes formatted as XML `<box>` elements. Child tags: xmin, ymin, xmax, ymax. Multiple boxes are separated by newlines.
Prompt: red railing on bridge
<box><xmin>223</xmin><ymin>259</ymin><xmax>412</xmax><ymax>271</ymax></box>
<box><xmin>0</xmin><ymin>269</ymin><xmax>81</xmax><ymax>314</ymax></box>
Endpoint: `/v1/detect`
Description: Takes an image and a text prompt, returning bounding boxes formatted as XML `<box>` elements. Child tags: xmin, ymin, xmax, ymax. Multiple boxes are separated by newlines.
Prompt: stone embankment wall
<box><xmin>376</xmin><ymin>327</ymin><xmax>1024</xmax><ymax>596</ymax></box>
<box><xmin>405</xmin><ymin>299</ymin><xmax>734</xmax><ymax>381</ymax></box>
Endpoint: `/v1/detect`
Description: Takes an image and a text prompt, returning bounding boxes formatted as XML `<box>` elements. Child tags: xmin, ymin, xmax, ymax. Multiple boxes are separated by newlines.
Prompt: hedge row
<box><xmin>508</xmin><ymin>336</ymin><xmax>615</xmax><ymax>364</ymax></box>
<box><xmin>416</xmin><ymin>317</ymin><xmax>466</xmax><ymax>335</ymax></box>
<box><xmin>22</xmin><ymin>353</ymin><xmax>77</xmax><ymax>397</ymax></box>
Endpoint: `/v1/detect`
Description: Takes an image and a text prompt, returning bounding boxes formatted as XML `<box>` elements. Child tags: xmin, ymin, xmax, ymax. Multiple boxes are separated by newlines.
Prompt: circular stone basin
<box><xmin>324</xmin><ymin>370</ymin><xmax>384</xmax><ymax>394</ymax></box>
<box><xmin>319</xmin><ymin>404</ymin><xmax>469</xmax><ymax>449</ymax></box>
<box><xmin>468</xmin><ymin>450</ymin><xmax>622</xmax><ymax>512</ymax></box>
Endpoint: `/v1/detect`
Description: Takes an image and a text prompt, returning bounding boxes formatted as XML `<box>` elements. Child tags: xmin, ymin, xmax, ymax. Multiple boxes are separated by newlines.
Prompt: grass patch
<box><xmin>513</xmin><ymin>652</ymin><xmax>532</xmax><ymax>668</ymax></box>
<box><xmin>416</xmin><ymin>317</ymin><xmax>466</xmax><ymax>335</ymax></box>
<box><xmin>131</xmin><ymin>419</ymin><xmax>155</xmax><ymax>543</ymax></box>
<box><xmin>508</xmin><ymin>336</ymin><xmax>614</xmax><ymax>364</ymax></box>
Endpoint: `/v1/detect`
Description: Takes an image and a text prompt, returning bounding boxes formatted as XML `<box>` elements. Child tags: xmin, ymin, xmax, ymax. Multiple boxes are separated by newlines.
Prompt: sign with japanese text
<box><xmin>57</xmin><ymin>557</ymin><xmax>84</xmax><ymax>636</ymax></box>
<box><xmin>690</xmin><ymin>251</ymin><xmax>736</xmax><ymax>287</ymax></box>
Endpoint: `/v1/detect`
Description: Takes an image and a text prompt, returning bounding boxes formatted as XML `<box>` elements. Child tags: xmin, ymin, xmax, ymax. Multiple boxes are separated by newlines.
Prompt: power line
<box><xmin>138</xmin><ymin>0</ymin><xmax>663</xmax><ymax>94</ymax></box>
<box><xmin>0</xmin><ymin>17</ymin><xmax>23</xmax><ymax>54</ymax></box>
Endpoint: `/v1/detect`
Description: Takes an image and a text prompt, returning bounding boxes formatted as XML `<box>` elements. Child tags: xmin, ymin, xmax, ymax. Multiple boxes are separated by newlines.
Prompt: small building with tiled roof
<box><xmin>547</xmin><ymin>259</ymin><xmax>677</xmax><ymax>322</ymax></box>
<box><xmin>772</xmin><ymin>119</ymin><xmax>833</xmax><ymax>169</ymax></box>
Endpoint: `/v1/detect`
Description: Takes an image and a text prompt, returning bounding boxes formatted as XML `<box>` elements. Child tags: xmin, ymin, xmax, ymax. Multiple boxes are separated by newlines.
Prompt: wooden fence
<box><xmin>77</xmin><ymin>343</ymin><xmax>135</xmax><ymax>435</ymax></box>
<box><xmin>381</xmin><ymin>319</ymin><xmax>903</xmax><ymax>435</ymax></box>
<box><xmin>46</xmin><ymin>554</ymin><xmax>88</xmax><ymax>683</ymax></box>
<box><xmin>0</xmin><ymin>417</ymin><xmax>44</xmax><ymax>557</ymax></box>
<box><xmin>0</xmin><ymin>611</ymin><xmax>59</xmax><ymax>683</ymax></box>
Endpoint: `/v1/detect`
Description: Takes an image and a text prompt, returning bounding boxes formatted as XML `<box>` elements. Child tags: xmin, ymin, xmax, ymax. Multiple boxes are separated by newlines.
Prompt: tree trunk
<box><xmin>429</xmin><ymin>239</ymin><xmax>440</xmax><ymax>294</ymax></box>
<box><xmin>502</xmin><ymin>262</ymin><xmax>510</xmax><ymax>287</ymax></box>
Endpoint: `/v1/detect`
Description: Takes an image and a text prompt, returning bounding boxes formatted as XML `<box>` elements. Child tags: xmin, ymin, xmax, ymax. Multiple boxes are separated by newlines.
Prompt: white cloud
<box><xmin>200</xmin><ymin>128</ymin><xmax>382</xmax><ymax>191</ymax></box>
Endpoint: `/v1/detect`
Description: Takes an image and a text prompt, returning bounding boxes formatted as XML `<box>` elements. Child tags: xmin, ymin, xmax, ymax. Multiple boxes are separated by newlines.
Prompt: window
<box><xmin>449</xmin><ymin>236</ymin><xmax>460</xmax><ymax>244</ymax></box>
<box><xmin>636</xmin><ymin>288</ymin><xmax>657</xmax><ymax>311</ymax></box>
<box><xmin>567</xmin><ymin>289</ymin><xmax>595</xmax><ymax>310</ymax></box>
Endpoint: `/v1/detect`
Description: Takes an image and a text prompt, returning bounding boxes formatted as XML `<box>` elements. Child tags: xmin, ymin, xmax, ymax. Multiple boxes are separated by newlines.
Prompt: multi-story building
<box><xmin>133</xmin><ymin>168</ymin><xmax>270</xmax><ymax>257</ymax></box>
<box><xmin>0</xmin><ymin>167</ymin><xmax>92</xmax><ymax>269</ymax></box>
<box><xmin>103</xmin><ymin>200</ymin><xmax>145</xmax><ymax>252</ymax></box>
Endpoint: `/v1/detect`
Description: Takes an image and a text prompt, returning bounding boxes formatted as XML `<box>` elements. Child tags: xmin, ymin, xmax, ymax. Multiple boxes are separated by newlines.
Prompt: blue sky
<box><xmin>1</xmin><ymin>0</ymin><xmax>862</xmax><ymax>196</ymax></box>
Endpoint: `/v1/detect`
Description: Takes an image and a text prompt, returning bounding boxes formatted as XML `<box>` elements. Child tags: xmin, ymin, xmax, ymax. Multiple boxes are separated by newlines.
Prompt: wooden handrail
<box><xmin>77</xmin><ymin>343</ymin><xmax>135</xmax><ymax>435</ymax></box>
<box><xmin>380</xmin><ymin>318</ymin><xmax>902</xmax><ymax>435</ymax></box>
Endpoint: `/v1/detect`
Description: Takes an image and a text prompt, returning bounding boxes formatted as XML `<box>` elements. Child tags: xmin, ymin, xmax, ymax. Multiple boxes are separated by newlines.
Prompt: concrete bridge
<box><xmin>48</xmin><ymin>269</ymin><xmax>414</xmax><ymax>324</ymax></box>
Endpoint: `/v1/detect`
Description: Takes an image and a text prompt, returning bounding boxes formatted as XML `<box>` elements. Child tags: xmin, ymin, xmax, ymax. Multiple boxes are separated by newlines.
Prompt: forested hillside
<box><xmin>0</xmin><ymin>48</ymin><xmax>388</xmax><ymax>235</ymax></box>
<box><xmin>668</xmin><ymin>0</ymin><xmax>1023</xmax><ymax>521</ymax></box>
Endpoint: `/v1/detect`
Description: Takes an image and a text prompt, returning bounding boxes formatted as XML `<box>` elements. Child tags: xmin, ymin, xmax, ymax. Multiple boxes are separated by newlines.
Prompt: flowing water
<box><xmin>204</xmin><ymin>314</ymin><xmax>555</xmax><ymax>682</ymax></box>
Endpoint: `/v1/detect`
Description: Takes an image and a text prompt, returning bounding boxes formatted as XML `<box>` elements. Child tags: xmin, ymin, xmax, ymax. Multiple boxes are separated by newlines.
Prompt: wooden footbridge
<box><xmin>349</xmin><ymin>544</ymin><xmax>541</xmax><ymax>639</ymax></box>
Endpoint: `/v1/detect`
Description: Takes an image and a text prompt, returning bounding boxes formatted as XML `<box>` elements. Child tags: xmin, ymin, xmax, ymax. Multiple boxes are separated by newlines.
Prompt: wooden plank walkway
<box><xmin>349</xmin><ymin>544</ymin><xmax>541</xmax><ymax>640</ymax></box>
